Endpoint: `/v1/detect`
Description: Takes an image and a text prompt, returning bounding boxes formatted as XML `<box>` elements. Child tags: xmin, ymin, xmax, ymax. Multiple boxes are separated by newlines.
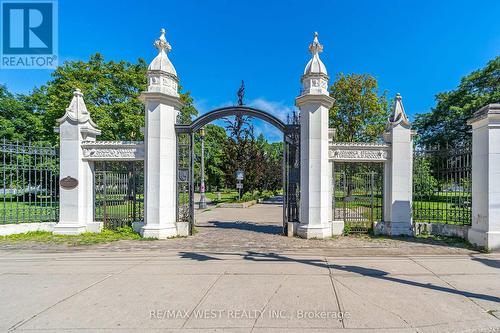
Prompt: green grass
<box><xmin>0</xmin><ymin>226</ymin><xmax>151</xmax><ymax>246</ymax></box>
<box><xmin>205</xmin><ymin>191</ymin><xmax>239</xmax><ymax>204</ymax></box>
<box><xmin>334</xmin><ymin>194</ymin><xmax>471</xmax><ymax>225</ymax></box>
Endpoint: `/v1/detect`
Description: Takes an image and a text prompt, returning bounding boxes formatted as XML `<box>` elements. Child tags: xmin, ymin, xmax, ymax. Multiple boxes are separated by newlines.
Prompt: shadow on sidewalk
<box><xmin>178</xmin><ymin>250</ymin><xmax>500</xmax><ymax>304</ymax></box>
<box><xmin>202</xmin><ymin>220</ymin><xmax>282</xmax><ymax>235</ymax></box>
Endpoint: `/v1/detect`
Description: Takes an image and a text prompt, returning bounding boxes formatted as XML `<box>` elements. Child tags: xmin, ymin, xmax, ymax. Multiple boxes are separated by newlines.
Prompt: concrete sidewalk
<box><xmin>1</xmin><ymin>250</ymin><xmax>499</xmax><ymax>332</ymax></box>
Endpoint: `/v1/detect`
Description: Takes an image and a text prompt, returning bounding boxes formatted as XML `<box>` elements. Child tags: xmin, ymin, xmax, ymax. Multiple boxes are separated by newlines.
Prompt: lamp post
<box><xmin>199</xmin><ymin>127</ymin><xmax>207</xmax><ymax>209</ymax></box>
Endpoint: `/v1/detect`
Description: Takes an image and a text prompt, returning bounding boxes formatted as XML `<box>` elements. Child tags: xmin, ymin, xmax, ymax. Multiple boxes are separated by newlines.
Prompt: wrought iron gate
<box><xmin>176</xmin><ymin>132</ymin><xmax>194</xmax><ymax>233</ymax></box>
<box><xmin>333</xmin><ymin>162</ymin><xmax>384</xmax><ymax>233</ymax></box>
<box><xmin>283</xmin><ymin>126</ymin><xmax>300</xmax><ymax>232</ymax></box>
<box><xmin>175</xmin><ymin>106</ymin><xmax>301</xmax><ymax>236</ymax></box>
<box><xmin>94</xmin><ymin>161</ymin><xmax>144</xmax><ymax>229</ymax></box>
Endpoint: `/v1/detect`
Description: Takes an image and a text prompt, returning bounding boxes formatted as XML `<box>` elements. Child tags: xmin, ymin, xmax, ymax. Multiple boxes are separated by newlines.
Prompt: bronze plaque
<box><xmin>59</xmin><ymin>176</ymin><xmax>78</xmax><ymax>190</ymax></box>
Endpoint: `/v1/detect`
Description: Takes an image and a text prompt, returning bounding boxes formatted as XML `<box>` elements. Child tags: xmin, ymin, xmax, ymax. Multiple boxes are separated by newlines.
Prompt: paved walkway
<box><xmin>1</xmin><ymin>204</ymin><xmax>499</xmax><ymax>331</ymax></box>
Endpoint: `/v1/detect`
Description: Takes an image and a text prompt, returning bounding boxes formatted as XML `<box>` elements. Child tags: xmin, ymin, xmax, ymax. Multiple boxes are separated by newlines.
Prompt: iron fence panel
<box><xmin>413</xmin><ymin>144</ymin><xmax>472</xmax><ymax>225</ymax></box>
<box><xmin>0</xmin><ymin>139</ymin><xmax>59</xmax><ymax>224</ymax></box>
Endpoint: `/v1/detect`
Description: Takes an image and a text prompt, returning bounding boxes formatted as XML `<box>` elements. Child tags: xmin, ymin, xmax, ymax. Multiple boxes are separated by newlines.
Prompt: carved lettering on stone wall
<box><xmin>83</xmin><ymin>148</ymin><xmax>140</xmax><ymax>159</ymax></box>
<box><xmin>81</xmin><ymin>141</ymin><xmax>144</xmax><ymax>161</ymax></box>
<box><xmin>330</xmin><ymin>149</ymin><xmax>388</xmax><ymax>161</ymax></box>
<box><xmin>329</xmin><ymin>143</ymin><xmax>391</xmax><ymax>161</ymax></box>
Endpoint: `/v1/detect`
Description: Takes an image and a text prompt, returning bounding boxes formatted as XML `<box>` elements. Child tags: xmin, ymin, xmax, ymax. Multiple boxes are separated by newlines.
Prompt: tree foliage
<box><xmin>329</xmin><ymin>73</ymin><xmax>389</xmax><ymax>142</ymax></box>
<box><xmin>0</xmin><ymin>85</ymin><xmax>44</xmax><ymax>141</ymax></box>
<box><xmin>413</xmin><ymin>56</ymin><xmax>500</xmax><ymax>146</ymax></box>
<box><xmin>216</xmin><ymin>116</ymin><xmax>283</xmax><ymax>193</ymax></box>
<box><xmin>25</xmin><ymin>53</ymin><xmax>197</xmax><ymax>143</ymax></box>
<box><xmin>413</xmin><ymin>158</ymin><xmax>438</xmax><ymax>197</ymax></box>
<box><xmin>193</xmin><ymin>124</ymin><xmax>228</xmax><ymax>191</ymax></box>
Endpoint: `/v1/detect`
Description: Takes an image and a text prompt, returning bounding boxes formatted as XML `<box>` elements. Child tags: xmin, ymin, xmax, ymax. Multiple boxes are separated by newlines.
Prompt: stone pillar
<box><xmin>467</xmin><ymin>104</ymin><xmax>500</xmax><ymax>251</ymax></box>
<box><xmin>295</xmin><ymin>32</ymin><xmax>335</xmax><ymax>239</ymax></box>
<box><xmin>53</xmin><ymin>89</ymin><xmax>101</xmax><ymax>235</ymax></box>
<box><xmin>139</xmin><ymin>29</ymin><xmax>184</xmax><ymax>239</ymax></box>
<box><xmin>381</xmin><ymin>93</ymin><xmax>413</xmax><ymax>236</ymax></box>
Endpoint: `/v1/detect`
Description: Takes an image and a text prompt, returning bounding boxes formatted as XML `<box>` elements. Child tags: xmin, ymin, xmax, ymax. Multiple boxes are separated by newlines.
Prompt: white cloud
<box><xmin>248</xmin><ymin>98</ymin><xmax>293</xmax><ymax>123</ymax></box>
<box><xmin>247</xmin><ymin>98</ymin><xmax>295</xmax><ymax>142</ymax></box>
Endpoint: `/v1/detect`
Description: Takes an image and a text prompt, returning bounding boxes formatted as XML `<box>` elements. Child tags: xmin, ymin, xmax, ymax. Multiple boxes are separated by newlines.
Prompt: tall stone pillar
<box><xmin>140</xmin><ymin>29</ymin><xmax>183</xmax><ymax>239</ymax></box>
<box><xmin>295</xmin><ymin>32</ymin><xmax>335</xmax><ymax>239</ymax></box>
<box><xmin>54</xmin><ymin>89</ymin><xmax>101</xmax><ymax>235</ymax></box>
<box><xmin>467</xmin><ymin>104</ymin><xmax>500</xmax><ymax>251</ymax></box>
<box><xmin>382</xmin><ymin>93</ymin><xmax>413</xmax><ymax>236</ymax></box>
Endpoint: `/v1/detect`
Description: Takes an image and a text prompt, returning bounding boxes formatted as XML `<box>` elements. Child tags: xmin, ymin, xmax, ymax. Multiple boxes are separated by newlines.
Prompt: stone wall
<box><xmin>414</xmin><ymin>222</ymin><xmax>470</xmax><ymax>239</ymax></box>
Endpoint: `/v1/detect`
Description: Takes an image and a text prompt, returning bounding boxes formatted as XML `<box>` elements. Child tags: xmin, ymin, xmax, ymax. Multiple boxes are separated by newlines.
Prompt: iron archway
<box><xmin>174</xmin><ymin>106</ymin><xmax>300</xmax><ymax>235</ymax></box>
<box><xmin>175</xmin><ymin>106</ymin><xmax>297</xmax><ymax>134</ymax></box>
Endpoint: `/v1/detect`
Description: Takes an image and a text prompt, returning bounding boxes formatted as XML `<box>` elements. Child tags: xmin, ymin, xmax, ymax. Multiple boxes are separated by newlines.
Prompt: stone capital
<box><xmin>295</xmin><ymin>93</ymin><xmax>334</xmax><ymax>109</ymax></box>
<box><xmin>139</xmin><ymin>91</ymin><xmax>184</xmax><ymax>110</ymax></box>
<box><xmin>467</xmin><ymin>103</ymin><xmax>500</xmax><ymax>126</ymax></box>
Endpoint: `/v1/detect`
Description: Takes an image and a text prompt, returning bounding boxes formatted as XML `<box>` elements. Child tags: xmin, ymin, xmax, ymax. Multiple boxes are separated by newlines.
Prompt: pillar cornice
<box><xmin>295</xmin><ymin>93</ymin><xmax>334</xmax><ymax>109</ymax></box>
<box><xmin>467</xmin><ymin>103</ymin><xmax>500</xmax><ymax>126</ymax></box>
<box><xmin>139</xmin><ymin>91</ymin><xmax>184</xmax><ymax>110</ymax></box>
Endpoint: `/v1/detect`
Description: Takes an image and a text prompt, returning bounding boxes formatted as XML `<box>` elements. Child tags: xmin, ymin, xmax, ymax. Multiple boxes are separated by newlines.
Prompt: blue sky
<box><xmin>1</xmin><ymin>0</ymin><xmax>499</xmax><ymax>141</ymax></box>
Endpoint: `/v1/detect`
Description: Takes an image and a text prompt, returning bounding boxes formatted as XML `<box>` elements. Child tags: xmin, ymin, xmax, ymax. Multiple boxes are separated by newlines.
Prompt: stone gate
<box><xmin>48</xmin><ymin>29</ymin><xmax>500</xmax><ymax>250</ymax></box>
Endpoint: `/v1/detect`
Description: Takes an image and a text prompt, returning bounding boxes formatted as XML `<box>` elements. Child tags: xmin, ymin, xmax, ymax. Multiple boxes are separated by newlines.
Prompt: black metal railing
<box><xmin>0</xmin><ymin>139</ymin><xmax>59</xmax><ymax>224</ymax></box>
<box><xmin>413</xmin><ymin>144</ymin><xmax>472</xmax><ymax>225</ymax></box>
<box><xmin>94</xmin><ymin>161</ymin><xmax>144</xmax><ymax>229</ymax></box>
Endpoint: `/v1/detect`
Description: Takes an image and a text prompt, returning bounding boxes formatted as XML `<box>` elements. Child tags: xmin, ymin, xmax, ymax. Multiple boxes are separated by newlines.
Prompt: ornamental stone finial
<box><xmin>154</xmin><ymin>28</ymin><xmax>171</xmax><ymax>54</ymax></box>
<box><xmin>309</xmin><ymin>32</ymin><xmax>324</xmax><ymax>55</ymax></box>
<box><xmin>300</xmin><ymin>31</ymin><xmax>329</xmax><ymax>95</ymax></box>
<box><xmin>388</xmin><ymin>93</ymin><xmax>410</xmax><ymax>127</ymax></box>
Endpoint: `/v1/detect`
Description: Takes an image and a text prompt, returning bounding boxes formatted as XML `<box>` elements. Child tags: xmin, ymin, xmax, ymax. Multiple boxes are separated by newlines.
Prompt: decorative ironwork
<box><xmin>94</xmin><ymin>161</ymin><xmax>144</xmax><ymax>229</ymax></box>
<box><xmin>333</xmin><ymin>162</ymin><xmax>384</xmax><ymax>233</ymax></box>
<box><xmin>176</xmin><ymin>132</ymin><xmax>194</xmax><ymax>232</ymax></box>
<box><xmin>237</xmin><ymin>80</ymin><xmax>245</xmax><ymax>106</ymax></box>
<box><xmin>175</xmin><ymin>106</ymin><xmax>301</xmax><ymax>234</ymax></box>
<box><xmin>413</xmin><ymin>144</ymin><xmax>472</xmax><ymax>225</ymax></box>
<box><xmin>0</xmin><ymin>139</ymin><xmax>59</xmax><ymax>224</ymax></box>
<box><xmin>284</xmin><ymin>128</ymin><xmax>300</xmax><ymax>230</ymax></box>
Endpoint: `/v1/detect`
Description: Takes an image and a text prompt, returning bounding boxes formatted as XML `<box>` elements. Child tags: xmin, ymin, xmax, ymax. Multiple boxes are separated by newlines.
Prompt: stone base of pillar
<box><xmin>176</xmin><ymin>222</ymin><xmax>190</xmax><ymax>237</ymax></box>
<box><xmin>132</xmin><ymin>221</ymin><xmax>145</xmax><ymax>233</ymax></box>
<box><xmin>374</xmin><ymin>221</ymin><xmax>388</xmax><ymax>235</ymax></box>
<box><xmin>53</xmin><ymin>224</ymin><xmax>87</xmax><ymax>235</ymax></box>
<box><xmin>140</xmin><ymin>224</ymin><xmax>177</xmax><ymax>239</ymax></box>
<box><xmin>331</xmin><ymin>220</ymin><xmax>344</xmax><ymax>236</ymax></box>
<box><xmin>485</xmin><ymin>231</ymin><xmax>500</xmax><ymax>252</ymax></box>
<box><xmin>86</xmin><ymin>221</ymin><xmax>103</xmax><ymax>233</ymax></box>
<box><xmin>374</xmin><ymin>221</ymin><xmax>413</xmax><ymax>236</ymax></box>
<box><xmin>388</xmin><ymin>221</ymin><xmax>413</xmax><ymax>236</ymax></box>
<box><xmin>297</xmin><ymin>223</ymin><xmax>332</xmax><ymax>239</ymax></box>
<box><xmin>287</xmin><ymin>222</ymin><xmax>299</xmax><ymax>237</ymax></box>
<box><xmin>468</xmin><ymin>228</ymin><xmax>500</xmax><ymax>251</ymax></box>
<box><xmin>390</xmin><ymin>222</ymin><xmax>414</xmax><ymax>236</ymax></box>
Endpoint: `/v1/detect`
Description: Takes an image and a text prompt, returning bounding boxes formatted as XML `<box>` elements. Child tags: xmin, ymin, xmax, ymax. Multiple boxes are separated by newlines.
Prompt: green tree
<box><xmin>256</xmin><ymin>134</ymin><xmax>283</xmax><ymax>192</ymax></box>
<box><xmin>220</xmin><ymin>116</ymin><xmax>283</xmax><ymax>194</ymax></box>
<box><xmin>204</xmin><ymin>125</ymin><xmax>228</xmax><ymax>191</ymax></box>
<box><xmin>329</xmin><ymin>73</ymin><xmax>389</xmax><ymax>142</ymax></box>
<box><xmin>413</xmin><ymin>158</ymin><xmax>437</xmax><ymax>197</ymax></box>
<box><xmin>0</xmin><ymin>85</ymin><xmax>44</xmax><ymax>141</ymax></box>
<box><xmin>414</xmin><ymin>56</ymin><xmax>500</xmax><ymax>146</ymax></box>
<box><xmin>193</xmin><ymin>124</ymin><xmax>228</xmax><ymax>191</ymax></box>
<box><xmin>27</xmin><ymin>53</ymin><xmax>197</xmax><ymax>143</ymax></box>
